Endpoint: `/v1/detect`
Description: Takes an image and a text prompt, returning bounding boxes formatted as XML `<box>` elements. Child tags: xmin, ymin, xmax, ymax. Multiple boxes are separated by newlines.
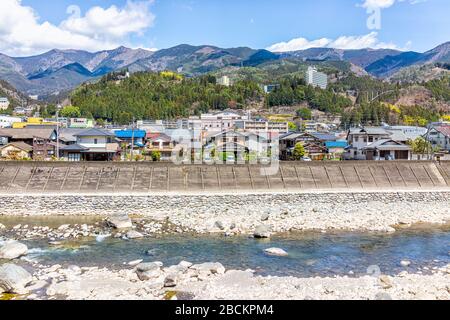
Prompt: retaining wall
<box><xmin>0</xmin><ymin>161</ymin><xmax>449</xmax><ymax>194</ymax></box>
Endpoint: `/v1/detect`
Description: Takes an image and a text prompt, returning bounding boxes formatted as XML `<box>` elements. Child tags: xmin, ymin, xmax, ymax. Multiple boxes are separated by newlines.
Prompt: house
<box><xmin>325</xmin><ymin>141</ymin><xmax>349</xmax><ymax>160</ymax></box>
<box><xmin>345</xmin><ymin>127</ymin><xmax>412</xmax><ymax>160</ymax></box>
<box><xmin>146</xmin><ymin>132</ymin><xmax>177</xmax><ymax>161</ymax></box>
<box><xmin>0</xmin><ymin>127</ymin><xmax>57</xmax><ymax>146</ymax></box>
<box><xmin>425</xmin><ymin>125</ymin><xmax>450</xmax><ymax>151</ymax></box>
<box><xmin>279</xmin><ymin>132</ymin><xmax>336</xmax><ymax>160</ymax></box>
<box><xmin>204</xmin><ymin>130</ymin><xmax>268</xmax><ymax>161</ymax></box>
<box><xmin>60</xmin><ymin>128</ymin><xmax>119</xmax><ymax>161</ymax></box>
<box><xmin>114</xmin><ymin>129</ymin><xmax>147</xmax><ymax>159</ymax></box>
<box><xmin>362</xmin><ymin>139</ymin><xmax>412</xmax><ymax>160</ymax></box>
<box><xmin>383</xmin><ymin>125</ymin><xmax>428</xmax><ymax>141</ymax></box>
<box><xmin>0</xmin><ymin>142</ymin><xmax>33</xmax><ymax>160</ymax></box>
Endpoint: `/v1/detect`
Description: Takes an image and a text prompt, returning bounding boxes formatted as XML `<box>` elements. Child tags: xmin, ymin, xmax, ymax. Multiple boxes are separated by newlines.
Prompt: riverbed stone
<box><xmin>191</xmin><ymin>262</ymin><xmax>226</xmax><ymax>275</ymax></box>
<box><xmin>254</xmin><ymin>225</ymin><xmax>271</xmax><ymax>238</ymax></box>
<box><xmin>0</xmin><ymin>223</ymin><xmax>5</xmax><ymax>230</ymax></box>
<box><xmin>264</xmin><ymin>248</ymin><xmax>289</xmax><ymax>257</ymax></box>
<box><xmin>379</xmin><ymin>275</ymin><xmax>393</xmax><ymax>289</ymax></box>
<box><xmin>401</xmin><ymin>260</ymin><xmax>412</xmax><ymax>267</ymax></box>
<box><xmin>261</xmin><ymin>213</ymin><xmax>270</xmax><ymax>221</ymax></box>
<box><xmin>126</xmin><ymin>230</ymin><xmax>144</xmax><ymax>239</ymax></box>
<box><xmin>106</xmin><ymin>214</ymin><xmax>132</xmax><ymax>229</ymax></box>
<box><xmin>0</xmin><ymin>241</ymin><xmax>28</xmax><ymax>260</ymax></box>
<box><xmin>164</xmin><ymin>274</ymin><xmax>178</xmax><ymax>287</ymax></box>
<box><xmin>0</xmin><ymin>264</ymin><xmax>32</xmax><ymax>294</ymax></box>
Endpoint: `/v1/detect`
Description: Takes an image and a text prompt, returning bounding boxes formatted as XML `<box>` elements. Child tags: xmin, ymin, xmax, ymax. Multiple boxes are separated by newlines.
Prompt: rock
<box><xmin>164</xmin><ymin>274</ymin><xmax>178</xmax><ymax>287</ymax></box>
<box><xmin>214</xmin><ymin>221</ymin><xmax>225</xmax><ymax>230</ymax></box>
<box><xmin>260</xmin><ymin>213</ymin><xmax>270</xmax><ymax>221</ymax></box>
<box><xmin>0</xmin><ymin>223</ymin><xmax>5</xmax><ymax>230</ymax></box>
<box><xmin>106</xmin><ymin>214</ymin><xmax>132</xmax><ymax>229</ymax></box>
<box><xmin>145</xmin><ymin>249</ymin><xmax>158</xmax><ymax>256</ymax></box>
<box><xmin>128</xmin><ymin>259</ymin><xmax>143</xmax><ymax>267</ymax></box>
<box><xmin>0</xmin><ymin>241</ymin><xmax>28</xmax><ymax>260</ymax></box>
<box><xmin>136</xmin><ymin>262</ymin><xmax>161</xmax><ymax>272</ymax></box>
<box><xmin>58</xmin><ymin>224</ymin><xmax>70</xmax><ymax>231</ymax></box>
<box><xmin>254</xmin><ymin>225</ymin><xmax>271</xmax><ymax>238</ymax></box>
<box><xmin>264</xmin><ymin>248</ymin><xmax>289</xmax><ymax>257</ymax></box>
<box><xmin>96</xmin><ymin>234</ymin><xmax>111</xmax><ymax>242</ymax></box>
<box><xmin>136</xmin><ymin>263</ymin><xmax>162</xmax><ymax>281</ymax></box>
<box><xmin>379</xmin><ymin>275</ymin><xmax>393</xmax><ymax>289</ymax></box>
<box><xmin>0</xmin><ymin>264</ymin><xmax>32</xmax><ymax>294</ymax></box>
<box><xmin>191</xmin><ymin>262</ymin><xmax>226</xmax><ymax>275</ymax></box>
<box><xmin>400</xmin><ymin>260</ymin><xmax>411</xmax><ymax>267</ymax></box>
<box><xmin>179</xmin><ymin>261</ymin><xmax>193</xmax><ymax>269</ymax></box>
<box><xmin>126</xmin><ymin>230</ymin><xmax>144</xmax><ymax>239</ymax></box>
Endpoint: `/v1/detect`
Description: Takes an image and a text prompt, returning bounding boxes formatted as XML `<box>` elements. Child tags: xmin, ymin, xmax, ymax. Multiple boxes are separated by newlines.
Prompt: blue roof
<box><xmin>325</xmin><ymin>141</ymin><xmax>348</xmax><ymax>148</ymax></box>
<box><xmin>114</xmin><ymin>129</ymin><xmax>146</xmax><ymax>139</ymax></box>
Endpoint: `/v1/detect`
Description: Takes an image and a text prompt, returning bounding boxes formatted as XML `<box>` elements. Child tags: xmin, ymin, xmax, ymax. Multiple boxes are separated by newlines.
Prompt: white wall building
<box><xmin>306</xmin><ymin>67</ymin><xmax>328</xmax><ymax>89</ymax></box>
<box><xmin>0</xmin><ymin>115</ymin><xmax>22</xmax><ymax>128</ymax></box>
<box><xmin>0</xmin><ymin>97</ymin><xmax>10</xmax><ymax>110</ymax></box>
<box><xmin>217</xmin><ymin>76</ymin><xmax>231</xmax><ymax>87</ymax></box>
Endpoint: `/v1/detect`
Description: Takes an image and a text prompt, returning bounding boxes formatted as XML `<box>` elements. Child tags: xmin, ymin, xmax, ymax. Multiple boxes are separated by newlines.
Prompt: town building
<box><xmin>146</xmin><ymin>132</ymin><xmax>177</xmax><ymax>161</ymax></box>
<box><xmin>68</xmin><ymin>118</ymin><xmax>95</xmax><ymax>129</ymax></box>
<box><xmin>279</xmin><ymin>132</ymin><xmax>337</xmax><ymax>160</ymax></box>
<box><xmin>60</xmin><ymin>128</ymin><xmax>119</xmax><ymax>161</ymax></box>
<box><xmin>306</xmin><ymin>66</ymin><xmax>328</xmax><ymax>89</ymax></box>
<box><xmin>0</xmin><ymin>142</ymin><xmax>33</xmax><ymax>160</ymax></box>
<box><xmin>235</xmin><ymin>120</ymin><xmax>290</xmax><ymax>134</ymax></box>
<box><xmin>204</xmin><ymin>130</ymin><xmax>268</xmax><ymax>162</ymax></box>
<box><xmin>0</xmin><ymin>115</ymin><xmax>23</xmax><ymax>128</ymax></box>
<box><xmin>190</xmin><ymin>111</ymin><xmax>250</xmax><ymax>132</ymax></box>
<box><xmin>263</xmin><ymin>84</ymin><xmax>280</xmax><ymax>94</ymax></box>
<box><xmin>0</xmin><ymin>97</ymin><xmax>10</xmax><ymax>110</ymax></box>
<box><xmin>425</xmin><ymin>125</ymin><xmax>450</xmax><ymax>151</ymax></box>
<box><xmin>383</xmin><ymin>125</ymin><xmax>428</xmax><ymax>141</ymax></box>
<box><xmin>0</xmin><ymin>127</ymin><xmax>57</xmax><ymax>160</ymax></box>
<box><xmin>345</xmin><ymin>127</ymin><xmax>411</xmax><ymax>160</ymax></box>
<box><xmin>217</xmin><ymin>75</ymin><xmax>231</xmax><ymax>87</ymax></box>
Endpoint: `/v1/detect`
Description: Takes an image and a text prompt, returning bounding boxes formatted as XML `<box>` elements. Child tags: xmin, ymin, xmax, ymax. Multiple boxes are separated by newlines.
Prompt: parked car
<box><xmin>301</xmin><ymin>156</ymin><xmax>312</xmax><ymax>162</ymax></box>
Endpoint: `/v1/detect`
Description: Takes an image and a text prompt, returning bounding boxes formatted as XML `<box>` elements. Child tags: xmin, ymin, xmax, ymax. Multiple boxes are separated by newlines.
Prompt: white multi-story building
<box><xmin>0</xmin><ymin>97</ymin><xmax>10</xmax><ymax>110</ymax></box>
<box><xmin>189</xmin><ymin>111</ymin><xmax>250</xmax><ymax>132</ymax></box>
<box><xmin>217</xmin><ymin>76</ymin><xmax>231</xmax><ymax>87</ymax></box>
<box><xmin>306</xmin><ymin>67</ymin><xmax>328</xmax><ymax>89</ymax></box>
<box><xmin>235</xmin><ymin>120</ymin><xmax>289</xmax><ymax>134</ymax></box>
<box><xmin>0</xmin><ymin>115</ymin><xmax>22</xmax><ymax>128</ymax></box>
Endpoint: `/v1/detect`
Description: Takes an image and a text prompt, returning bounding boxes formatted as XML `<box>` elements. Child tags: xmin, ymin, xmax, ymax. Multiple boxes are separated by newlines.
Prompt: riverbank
<box><xmin>2</xmin><ymin>261</ymin><xmax>449</xmax><ymax>300</ymax></box>
<box><xmin>1</xmin><ymin>190</ymin><xmax>450</xmax><ymax>234</ymax></box>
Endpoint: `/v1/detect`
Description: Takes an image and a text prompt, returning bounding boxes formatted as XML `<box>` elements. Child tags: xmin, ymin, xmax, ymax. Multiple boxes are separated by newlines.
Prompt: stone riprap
<box><xmin>0</xmin><ymin>191</ymin><xmax>449</xmax><ymax>233</ymax></box>
<box><xmin>0</xmin><ymin>161</ymin><xmax>449</xmax><ymax>193</ymax></box>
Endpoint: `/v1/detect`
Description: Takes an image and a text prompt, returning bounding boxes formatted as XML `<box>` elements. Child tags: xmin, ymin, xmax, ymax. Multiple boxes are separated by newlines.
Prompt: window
<box><xmin>94</xmin><ymin>139</ymin><xmax>98</xmax><ymax>145</ymax></box>
<box><xmin>368</xmin><ymin>136</ymin><xmax>373</xmax><ymax>143</ymax></box>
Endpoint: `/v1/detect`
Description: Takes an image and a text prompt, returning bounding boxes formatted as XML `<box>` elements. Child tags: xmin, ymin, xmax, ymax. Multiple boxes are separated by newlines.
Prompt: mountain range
<box><xmin>0</xmin><ymin>41</ymin><xmax>449</xmax><ymax>97</ymax></box>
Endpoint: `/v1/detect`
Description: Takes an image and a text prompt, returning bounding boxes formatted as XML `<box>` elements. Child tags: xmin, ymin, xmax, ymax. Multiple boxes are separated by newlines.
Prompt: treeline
<box><xmin>424</xmin><ymin>76</ymin><xmax>450</xmax><ymax>102</ymax></box>
<box><xmin>70</xmin><ymin>72</ymin><xmax>264</xmax><ymax>124</ymax></box>
<box><xmin>266</xmin><ymin>76</ymin><xmax>352</xmax><ymax>114</ymax></box>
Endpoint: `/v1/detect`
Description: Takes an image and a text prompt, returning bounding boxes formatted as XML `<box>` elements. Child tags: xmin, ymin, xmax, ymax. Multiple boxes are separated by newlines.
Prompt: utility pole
<box><xmin>130</xmin><ymin>117</ymin><xmax>135</xmax><ymax>161</ymax></box>
<box><xmin>56</xmin><ymin>104</ymin><xmax>61</xmax><ymax>161</ymax></box>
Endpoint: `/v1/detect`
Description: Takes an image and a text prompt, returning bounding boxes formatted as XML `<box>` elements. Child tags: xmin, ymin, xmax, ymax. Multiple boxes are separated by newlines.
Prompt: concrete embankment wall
<box><xmin>0</xmin><ymin>161</ymin><xmax>449</xmax><ymax>194</ymax></box>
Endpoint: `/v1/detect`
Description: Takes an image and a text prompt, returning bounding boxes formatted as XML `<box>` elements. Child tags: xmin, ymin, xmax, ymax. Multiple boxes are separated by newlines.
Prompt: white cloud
<box><xmin>266</xmin><ymin>32</ymin><xmax>406</xmax><ymax>52</ymax></box>
<box><xmin>0</xmin><ymin>0</ymin><xmax>155</xmax><ymax>56</ymax></box>
<box><xmin>361</xmin><ymin>0</ymin><xmax>427</xmax><ymax>9</ymax></box>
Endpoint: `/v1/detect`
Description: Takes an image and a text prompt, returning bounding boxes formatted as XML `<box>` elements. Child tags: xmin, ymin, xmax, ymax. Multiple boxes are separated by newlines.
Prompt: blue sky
<box><xmin>1</xmin><ymin>0</ymin><xmax>448</xmax><ymax>56</ymax></box>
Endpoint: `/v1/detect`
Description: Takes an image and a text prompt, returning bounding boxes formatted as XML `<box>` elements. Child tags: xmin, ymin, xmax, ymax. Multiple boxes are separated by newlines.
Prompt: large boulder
<box><xmin>0</xmin><ymin>223</ymin><xmax>6</xmax><ymax>230</ymax></box>
<box><xmin>254</xmin><ymin>225</ymin><xmax>271</xmax><ymax>238</ymax></box>
<box><xmin>106</xmin><ymin>214</ymin><xmax>132</xmax><ymax>229</ymax></box>
<box><xmin>0</xmin><ymin>264</ymin><xmax>32</xmax><ymax>294</ymax></box>
<box><xmin>0</xmin><ymin>241</ymin><xmax>28</xmax><ymax>260</ymax></box>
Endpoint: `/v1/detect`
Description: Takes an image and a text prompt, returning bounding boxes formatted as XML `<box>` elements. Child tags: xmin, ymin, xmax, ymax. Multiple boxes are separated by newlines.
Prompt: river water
<box><xmin>5</xmin><ymin>223</ymin><xmax>448</xmax><ymax>278</ymax></box>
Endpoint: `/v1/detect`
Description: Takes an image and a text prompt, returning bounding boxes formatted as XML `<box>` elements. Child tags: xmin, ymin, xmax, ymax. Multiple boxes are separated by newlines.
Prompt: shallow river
<box><xmin>3</xmin><ymin>221</ymin><xmax>447</xmax><ymax>278</ymax></box>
